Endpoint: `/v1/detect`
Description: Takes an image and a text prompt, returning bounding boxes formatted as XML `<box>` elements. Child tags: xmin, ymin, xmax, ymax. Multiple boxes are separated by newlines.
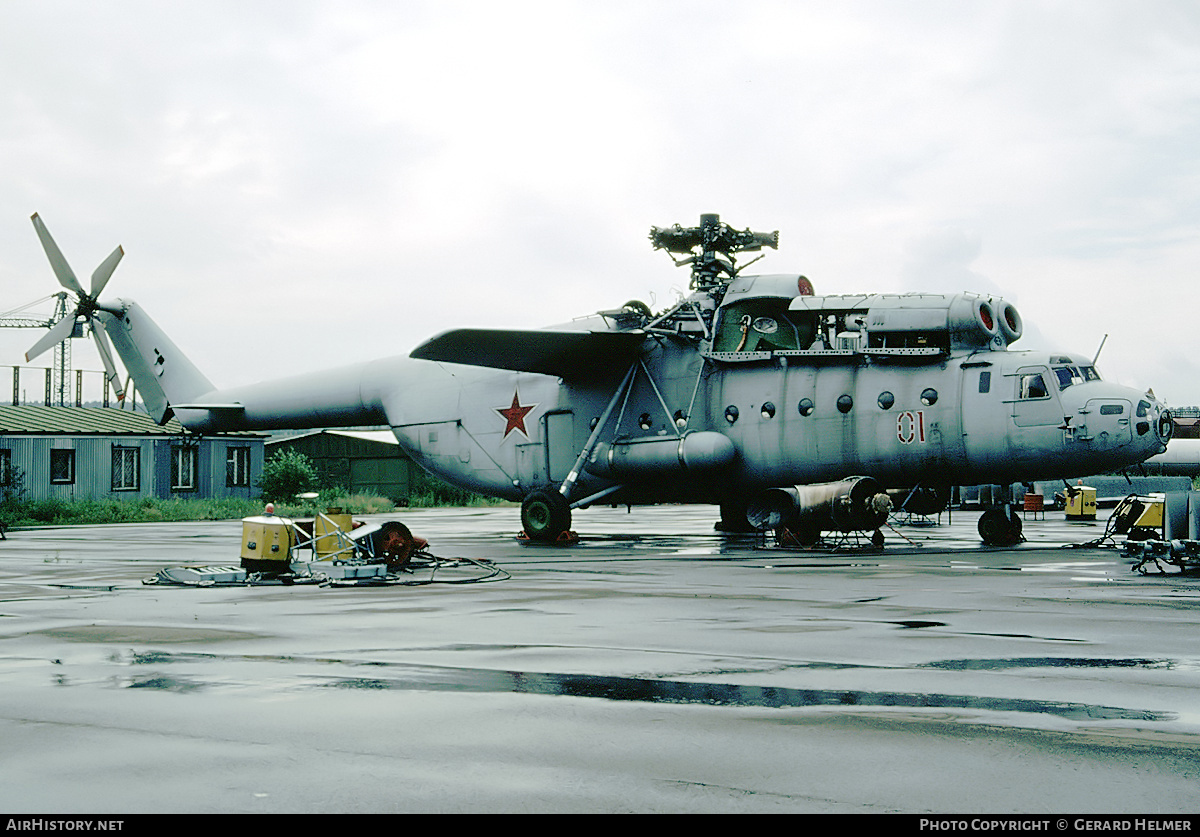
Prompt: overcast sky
<box><xmin>2</xmin><ymin>0</ymin><xmax>1199</xmax><ymax>409</ymax></box>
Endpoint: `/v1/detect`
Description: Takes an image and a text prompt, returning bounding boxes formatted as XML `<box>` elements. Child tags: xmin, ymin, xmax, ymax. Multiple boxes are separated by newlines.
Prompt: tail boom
<box><xmin>99</xmin><ymin>298</ymin><xmax>391</xmax><ymax>432</ymax></box>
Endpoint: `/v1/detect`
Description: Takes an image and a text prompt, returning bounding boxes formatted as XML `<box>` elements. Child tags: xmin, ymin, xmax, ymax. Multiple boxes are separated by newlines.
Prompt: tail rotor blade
<box><xmin>90</xmin><ymin>320</ymin><xmax>125</xmax><ymax>400</ymax></box>
<box><xmin>25</xmin><ymin>315</ymin><xmax>77</xmax><ymax>362</ymax></box>
<box><xmin>31</xmin><ymin>213</ymin><xmax>85</xmax><ymax>297</ymax></box>
<box><xmin>90</xmin><ymin>245</ymin><xmax>124</xmax><ymax>298</ymax></box>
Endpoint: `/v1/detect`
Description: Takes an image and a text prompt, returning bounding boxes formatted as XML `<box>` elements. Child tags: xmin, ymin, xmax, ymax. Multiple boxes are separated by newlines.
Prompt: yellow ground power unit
<box><xmin>1065</xmin><ymin>484</ymin><xmax>1097</xmax><ymax>521</ymax></box>
<box><xmin>1132</xmin><ymin>496</ymin><xmax>1165</xmax><ymax>531</ymax></box>
<box><xmin>240</xmin><ymin>514</ymin><xmax>296</xmax><ymax>572</ymax></box>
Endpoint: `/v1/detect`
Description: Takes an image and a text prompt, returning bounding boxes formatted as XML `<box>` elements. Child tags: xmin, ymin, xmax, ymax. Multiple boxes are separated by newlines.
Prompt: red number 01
<box><xmin>897</xmin><ymin>410</ymin><xmax>925</xmax><ymax>444</ymax></box>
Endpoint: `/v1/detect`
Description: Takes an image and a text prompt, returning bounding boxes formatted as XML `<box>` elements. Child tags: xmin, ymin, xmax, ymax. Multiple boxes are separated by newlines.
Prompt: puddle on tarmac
<box><xmin>922</xmin><ymin>657</ymin><xmax>1180</xmax><ymax>671</ymax></box>
<box><xmin>98</xmin><ymin>649</ymin><xmax>1176</xmax><ymax>723</ymax></box>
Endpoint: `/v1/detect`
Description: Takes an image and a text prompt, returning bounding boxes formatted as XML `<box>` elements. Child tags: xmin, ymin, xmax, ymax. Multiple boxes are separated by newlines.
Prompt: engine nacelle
<box><xmin>746</xmin><ymin>477</ymin><xmax>893</xmax><ymax>537</ymax></box>
<box><xmin>786</xmin><ymin>292</ymin><xmax>1024</xmax><ymax>353</ymax></box>
<box><xmin>863</xmin><ymin>293</ymin><xmax>1017</xmax><ymax>349</ymax></box>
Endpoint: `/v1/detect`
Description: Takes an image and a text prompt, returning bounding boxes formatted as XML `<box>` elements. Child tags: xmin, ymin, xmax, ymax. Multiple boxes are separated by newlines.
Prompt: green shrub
<box><xmin>257</xmin><ymin>450</ymin><xmax>319</xmax><ymax>503</ymax></box>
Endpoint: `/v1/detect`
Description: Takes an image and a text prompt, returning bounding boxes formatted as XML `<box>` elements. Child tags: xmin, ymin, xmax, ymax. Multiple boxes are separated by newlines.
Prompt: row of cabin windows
<box><xmin>0</xmin><ymin>446</ymin><xmax>253</xmax><ymax>491</ymax></box>
<box><xmin>717</xmin><ymin>366</ymin><xmax>1102</xmax><ymax>425</ymax></box>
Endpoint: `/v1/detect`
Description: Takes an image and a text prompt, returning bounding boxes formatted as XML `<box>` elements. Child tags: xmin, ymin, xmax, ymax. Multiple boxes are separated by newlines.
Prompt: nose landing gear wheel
<box><xmin>521</xmin><ymin>489</ymin><xmax>572</xmax><ymax>542</ymax></box>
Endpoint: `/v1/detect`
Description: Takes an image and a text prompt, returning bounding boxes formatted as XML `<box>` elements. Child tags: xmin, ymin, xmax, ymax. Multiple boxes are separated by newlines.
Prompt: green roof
<box><xmin>0</xmin><ymin>405</ymin><xmax>263</xmax><ymax>437</ymax></box>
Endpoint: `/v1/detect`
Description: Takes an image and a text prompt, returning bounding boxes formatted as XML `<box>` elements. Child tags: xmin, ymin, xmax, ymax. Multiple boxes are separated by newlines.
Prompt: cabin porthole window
<box><xmin>921</xmin><ymin>388</ymin><xmax>938</xmax><ymax>406</ymax></box>
<box><xmin>638</xmin><ymin>412</ymin><xmax>653</xmax><ymax>430</ymax></box>
<box><xmin>798</xmin><ymin>398</ymin><xmax>814</xmax><ymax>417</ymax></box>
<box><xmin>837</xmin><ymin>395</ymin><xmax>854</xmax><ymax>414</ymax></box>
<box><xmin>878</xmin><ymin>392</ymin><xmax>894</xmax><ymax>410</ymax></box>
<box><xmin>725</xmin><ymin>405</ymin><xmax>739</xmax><ymax>424</ymax></box>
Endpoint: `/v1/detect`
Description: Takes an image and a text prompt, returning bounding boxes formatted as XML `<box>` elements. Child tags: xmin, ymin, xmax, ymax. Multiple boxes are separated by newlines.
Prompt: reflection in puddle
<box><xmin>104</xmin><ymin>649</ymin><xmax>1172</xmax><ymax>722</ymax></box>
<box><xmin>315</xmin><ymin>667</ymin><xmax>1170</xmax><ymax>722</ymax></box>
<box><xmin>123</xmin><ymin>674</ymin><xmax>206</xmax><ymax>692</ymax></box>
<box><xmin>102</xmin><ymin>649</ymin><xmax>1182</xmax><ymax>723</ymax></box>
<box><xmin>923</xmin><ymin>657</ymin><xmax>1177</xmax><ymax>671</ymax></box>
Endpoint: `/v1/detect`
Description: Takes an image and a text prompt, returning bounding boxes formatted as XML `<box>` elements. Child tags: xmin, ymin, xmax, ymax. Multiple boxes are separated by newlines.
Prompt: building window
<box><xmin>172</xmin><ymin>446</ymin><xmax>198</xmax><ymax>492</ymax></box>
<box><xmin>0</xmin><ymin>449</ymin><xmax>10</xmax><ymax>486</ymax></box>
<box><xmin>112</xmin><ymin>446</ymin><xmax>140</xmax><ymax>491</ymax></box>
<box><xmin>50</xmin><ymin>449</ymin><xmax>75</xmax><ymax>485</ymax></box>
<box><xmin>226</xmin><ymin>446</ymin><xmax>251</xmax><ymax>487</ymax></box>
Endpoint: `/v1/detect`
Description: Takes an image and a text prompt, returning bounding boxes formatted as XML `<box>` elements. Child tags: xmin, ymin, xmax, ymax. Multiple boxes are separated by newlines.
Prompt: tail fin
<box><xmin>98</xmin><ymin>300</ymin><xmax>216</xmax><ymax>424</ymax></box>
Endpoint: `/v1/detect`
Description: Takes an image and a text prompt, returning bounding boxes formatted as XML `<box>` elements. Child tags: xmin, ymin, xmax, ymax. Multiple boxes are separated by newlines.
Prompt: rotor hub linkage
<box><xmin>650</xmin><ymin>213</ymin><xmax>779</xmax><ymax>291</ymax></box>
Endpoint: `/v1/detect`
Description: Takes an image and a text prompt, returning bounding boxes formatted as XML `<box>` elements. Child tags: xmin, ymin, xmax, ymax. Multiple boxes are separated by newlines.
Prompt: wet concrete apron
<box><xmin>1</xmin><ymin>506</ymin><xmax>1198</xmax><ymax>813</ymax></box>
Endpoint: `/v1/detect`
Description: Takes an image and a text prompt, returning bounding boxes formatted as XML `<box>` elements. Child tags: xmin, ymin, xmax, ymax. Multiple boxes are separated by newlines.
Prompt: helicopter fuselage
<box><xmin>384</xmin><ymin>292</ymin><xmax>1167</xmax><ymax>512</ymax></box>
<box><xmin>57</xmin><ymin>210</ymin><xmax>1169</xmax><ymax>546</ymax></box>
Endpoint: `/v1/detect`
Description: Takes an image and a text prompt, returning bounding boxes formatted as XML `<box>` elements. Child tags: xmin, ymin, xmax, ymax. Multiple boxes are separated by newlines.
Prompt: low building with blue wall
<box><xmin>0</xmin><ymin>405</ymin><xmax>266</xmax><ymax>502</ymax></box>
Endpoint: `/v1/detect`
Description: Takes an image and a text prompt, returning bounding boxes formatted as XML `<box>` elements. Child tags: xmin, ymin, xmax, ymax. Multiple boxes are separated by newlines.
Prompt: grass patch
<box><xmin>273</xmin><ymin>492</ymin><xmax>399</xmax><ymax>517</ymax></box>
<box><xmin>2</xmin><ymin>496</ymin><xmax>266</xmax><ymax>528</ymax></box>
<box><xmin>1</xmin><ymin>486</ymin><xmax>510</xmax><ymax>529</ymax></box>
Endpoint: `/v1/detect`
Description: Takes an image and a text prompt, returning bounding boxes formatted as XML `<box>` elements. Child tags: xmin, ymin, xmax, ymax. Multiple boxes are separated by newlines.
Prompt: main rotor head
<box><xmin>650</xmin><ymin>213</ymin><xmax>779</xmax><ymax>291</ymax></box>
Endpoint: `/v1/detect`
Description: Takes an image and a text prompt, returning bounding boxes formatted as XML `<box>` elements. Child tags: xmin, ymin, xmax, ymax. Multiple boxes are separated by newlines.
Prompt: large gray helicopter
<box><xmin>24</xmin><ymin>213</ymin><xmax>1172</xmax><ymax>547</ymax></box>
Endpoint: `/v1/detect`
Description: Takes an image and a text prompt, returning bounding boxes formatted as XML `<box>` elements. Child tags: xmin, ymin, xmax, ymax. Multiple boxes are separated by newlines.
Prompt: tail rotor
<box><xmin>25</xmin><ymin>213</ymin><xmax>126</xmax><ymax>401</ymax></box>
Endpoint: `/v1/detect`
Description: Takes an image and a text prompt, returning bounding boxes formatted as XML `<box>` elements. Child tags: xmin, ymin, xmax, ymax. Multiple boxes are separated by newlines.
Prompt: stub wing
<box><xmin>410</xmin><ymin>328</ymin><xmax>646</xmax><ymax>377</ymax></box>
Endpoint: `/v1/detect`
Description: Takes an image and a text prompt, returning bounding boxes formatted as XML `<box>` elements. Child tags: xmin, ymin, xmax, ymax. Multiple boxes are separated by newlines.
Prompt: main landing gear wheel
<box><xmin>521</xmin><ymin>489</ymin><xmax>572</xmax><ymax>542</ymax></box>
<box><xmin>978</xmin><ymin>507</ymin><xmax>1023</xmax><ymax>547</ymax></box>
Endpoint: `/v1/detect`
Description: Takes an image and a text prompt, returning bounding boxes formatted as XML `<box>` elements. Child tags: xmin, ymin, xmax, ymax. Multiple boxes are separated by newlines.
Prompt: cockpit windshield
<box><xmin>1053</xmin><ymin>365</ymin><xmax>1101</xmax><ymax>390</ymax></box>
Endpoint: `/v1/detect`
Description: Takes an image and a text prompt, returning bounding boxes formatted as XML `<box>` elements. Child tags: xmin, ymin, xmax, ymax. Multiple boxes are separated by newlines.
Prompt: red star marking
<box><xmin>496</xmin><ymin>390</ymin><xmax>536</xmax><ymax>439</ymax></box>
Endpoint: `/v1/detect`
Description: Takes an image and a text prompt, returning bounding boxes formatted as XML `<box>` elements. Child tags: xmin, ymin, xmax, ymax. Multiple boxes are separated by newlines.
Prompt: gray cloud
<box><xmin>1</xmin><ymin>0</ymin><xmax>1197</xmax><ymax>405</ymax></box>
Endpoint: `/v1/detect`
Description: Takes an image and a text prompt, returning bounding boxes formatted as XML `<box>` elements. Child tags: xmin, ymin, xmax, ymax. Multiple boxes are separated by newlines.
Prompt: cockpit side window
<box><xmin>1051</xmin><ymin>363</ymin><xmax>1102</xmax><ymax>390</ymax></box>
<box><xmin>1019</xmin><ymin>373</ymin><xmax>1049</xmax><ymax>400</ymax></box>
<box><xmin>1053</xmin><ymin>366</ymin><xmax>1083</xmax><ymax>389</ymax></box>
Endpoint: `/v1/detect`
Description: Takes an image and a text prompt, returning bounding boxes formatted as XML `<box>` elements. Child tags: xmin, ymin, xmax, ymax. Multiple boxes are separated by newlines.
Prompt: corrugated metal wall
<box><xmin>0</xmin><ymin>434</ymin><xmax>264</xmax><ymax>501</ymax></box>
<box><xmin>267</xmin><ymin>434</ymin><xmax>413</xmax><ymax>500</ymax></box>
